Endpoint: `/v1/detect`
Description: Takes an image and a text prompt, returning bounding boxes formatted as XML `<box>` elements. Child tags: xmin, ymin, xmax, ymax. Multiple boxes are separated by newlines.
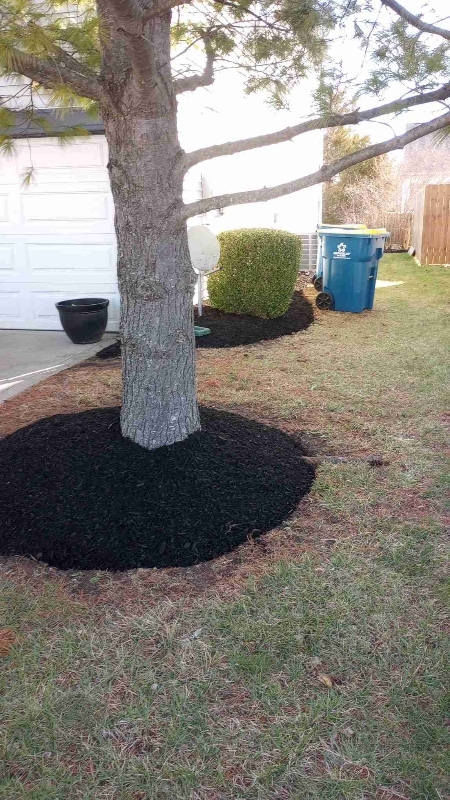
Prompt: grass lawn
<box><xmin>1</xmin><ymin>254</ymin><xmax>449</xmax><ymax>800</ymax></box>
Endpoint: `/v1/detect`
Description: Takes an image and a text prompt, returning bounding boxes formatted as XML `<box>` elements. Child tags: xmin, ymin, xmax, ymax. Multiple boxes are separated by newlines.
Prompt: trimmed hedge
<box><xmin>208</xmin><ymin>228</ymin><xmax>302</xmax><ymax>319</ymax></box>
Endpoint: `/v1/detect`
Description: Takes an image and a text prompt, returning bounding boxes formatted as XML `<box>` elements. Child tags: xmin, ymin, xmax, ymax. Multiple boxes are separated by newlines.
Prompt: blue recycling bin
<box><xmin>316</xmin><ymin>228</ymin><xmax>389</xmax><ymax>313</ymax></box>
<box><xmin>314</xmin><ymin>224</ymin><xmax>367</xmax><ymax>288</ymax></box>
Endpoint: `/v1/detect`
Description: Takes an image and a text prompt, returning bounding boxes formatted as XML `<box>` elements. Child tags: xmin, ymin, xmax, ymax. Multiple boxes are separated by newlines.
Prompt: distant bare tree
<box><xmin>323</xmin><ymin>128</ymin><xmax>399</xmax><ymax>226</ymax></box>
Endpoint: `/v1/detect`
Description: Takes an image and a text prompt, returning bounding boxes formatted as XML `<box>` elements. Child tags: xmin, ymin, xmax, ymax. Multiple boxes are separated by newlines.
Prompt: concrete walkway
<box><xmin>0</xmin><ymin>331</ymin><xmax>117</xmax><ymax>402</ymax></box>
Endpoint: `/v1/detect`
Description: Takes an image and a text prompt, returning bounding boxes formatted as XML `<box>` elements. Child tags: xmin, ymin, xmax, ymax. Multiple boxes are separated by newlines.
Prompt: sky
<box><xmin>179</xmin><ymin>74</ymin><xmax>323</xmax><ymax>194</ymax></box>
<box><xmin>335</xmin><ymin>0</ymin><xmax>450</xmax><ymax>134</ymax></box>
<box><xmin>3</xmin><ymin>0</ymin><xmax>448</xmax><ymax>199</ymax></box>
<box><xmin>177</xmin><ymin>0</ymin><xmax>450</xmax><ymax>190</ymax></box>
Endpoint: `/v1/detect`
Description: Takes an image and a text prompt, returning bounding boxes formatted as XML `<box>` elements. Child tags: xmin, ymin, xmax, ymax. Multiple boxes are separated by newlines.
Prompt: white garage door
<box><xmin>0</xmin><ymin>136</ymin><xmax>120</xmax><ymax>330</ymax></box>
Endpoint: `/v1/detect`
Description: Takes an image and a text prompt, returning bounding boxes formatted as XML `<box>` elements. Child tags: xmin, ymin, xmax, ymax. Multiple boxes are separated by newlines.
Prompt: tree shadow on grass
<box><xmin>1</xmin><ymin>406</ymin><xmax>315</xmax><ymax>572</ymax></box>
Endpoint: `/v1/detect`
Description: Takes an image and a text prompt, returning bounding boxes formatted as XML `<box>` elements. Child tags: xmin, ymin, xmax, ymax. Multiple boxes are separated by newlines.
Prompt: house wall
<box><xmin>0</xmin><ymin>134</ymin><xmax>214</xmax><ymax>329</ymax></box>
<box><xmin>185</xmin><ymin>130</ymin><xmax>323</xmax><ymax>269</ymax></box>
<box><xmin>178</xmin><ymin>70</ymin><xmax>323</xmax><ymax>266</ymax></box>
<box><xmin>0</xmin><ymin>73</ymin><xmax>324</xmax><ymax>327</ymax></box>
<box><xmin>188</xmin><ymin>131</ymin><xmax>323</xmax><ymax>232</ymax></box>
<box><xmin>1</xmin><ymin>74</ymin><xmax>323</xmax><ymax>241</ymax></box>
<box><xmin>0</xmin><ymin>136</ymin><xmax>121</xmax><ymax>329</ymax></box>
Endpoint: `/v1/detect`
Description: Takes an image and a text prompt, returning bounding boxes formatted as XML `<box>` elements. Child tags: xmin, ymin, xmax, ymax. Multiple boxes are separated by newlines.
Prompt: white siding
<box><xmin>0</xmin><ymin>122</ymin><xmax>322</xmax><ymax>328</ymax></box>
<box><xmin>0</xmin><ymin>136</ymin><xmax>119</xmax><ymax>330</ymax></box>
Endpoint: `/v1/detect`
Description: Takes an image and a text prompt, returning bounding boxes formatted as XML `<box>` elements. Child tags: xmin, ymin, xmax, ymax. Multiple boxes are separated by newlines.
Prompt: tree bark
<box><xmin>101</xmin><ymin>13</ymin><xmax>200</xmax><ymax>450</ymax></box>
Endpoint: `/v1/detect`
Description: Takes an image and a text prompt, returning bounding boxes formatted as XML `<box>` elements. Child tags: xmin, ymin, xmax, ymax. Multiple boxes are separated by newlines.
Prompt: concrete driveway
<box><xmin>0</xmin><ymin>331</ymin><xmax>117</xmax><ymax>402</ymax></box>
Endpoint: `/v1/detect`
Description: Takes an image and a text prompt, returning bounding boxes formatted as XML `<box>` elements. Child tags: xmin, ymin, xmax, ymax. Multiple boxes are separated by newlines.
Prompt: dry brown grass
<box><xmin>0</xmin><ymin>255</ymin><xmax>449</xmax><ymax>800</ymax></box>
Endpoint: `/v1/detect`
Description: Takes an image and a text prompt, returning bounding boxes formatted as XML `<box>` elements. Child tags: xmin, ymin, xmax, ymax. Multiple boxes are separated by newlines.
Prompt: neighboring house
<box><xmin>0</xmin><ymin>82</ymin><xmax>322</xmax><ymax>331</ymax></box>
<box><xmin>400</xmin><ymin>125</ymin><xmax>450</xmax><ymax>213</ymax></box>
<box><xmin>190</xmin><ymin>133</ymin><xmax>323</xmax><ymax>271</ymax></box>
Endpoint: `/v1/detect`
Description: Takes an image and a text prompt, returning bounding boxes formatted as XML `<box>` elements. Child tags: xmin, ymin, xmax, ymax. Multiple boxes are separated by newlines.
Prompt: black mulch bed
<box><xmin>0</xmin><ymin>407</ymin><xmax>314</xmax><ymax>572</ymax></box>
<box><xmin>95</xmin><ymin>290</ymin><xmax>314</xmax><ymax>359</ymax></box>
<box><xmin>96</xmin><ymin>340</ymin><xmax>120</xmax><ymax>359</ymax></box>
<box><xmin>194</xmin><ymin>290</ymin><xmax>314</xmax><ymax>348</ymax></box>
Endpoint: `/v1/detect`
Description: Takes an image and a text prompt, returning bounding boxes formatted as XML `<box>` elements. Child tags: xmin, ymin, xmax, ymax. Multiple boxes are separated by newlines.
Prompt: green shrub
<box><xmin>208</xmin><ymin>228</ymin><xmax>302</xmax><ymax>319</ymax></box>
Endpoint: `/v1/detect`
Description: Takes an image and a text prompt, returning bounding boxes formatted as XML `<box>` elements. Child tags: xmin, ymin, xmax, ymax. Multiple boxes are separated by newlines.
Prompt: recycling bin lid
<box><xmin>317</xmin><ymin>223</ymin><xmax>367</xmax><ymax>230</ymax></box>
<box><xmin>317</xmin><ymin>227</ymin><xmax>389</xmax><ymax>237</ymax></box>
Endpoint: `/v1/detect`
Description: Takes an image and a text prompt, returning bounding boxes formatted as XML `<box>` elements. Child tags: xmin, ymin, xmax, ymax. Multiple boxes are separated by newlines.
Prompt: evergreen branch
<box><xmin>214</xmin><ymin>0</ymin><xmax>289</xmax><ymax>34</ymax></box>
<box><xmin>3</xmin><ymin>47</ymin><xmax>102</xmax><ymax>100</ymax></box>
<box><xmin>142</xmin><ymin>0</ymin><xmax>192</xmax><ymax>22</ymax></box>
<box><xmin>183</xmin><ymin>111</ymin><xmax>450</xmax><ymax>217</ymax></box>
<box><xmin>174</xmin><ymin>35</ymin><xmax>215</xmax><ymax>92</ymax></box>
<box><xmin>381</xmin><ymin>0</ymin><xmax>450</xmax><ymax>41</ymax></box>
<box><xmin>184</xmin><ymin>81</ymin><xmax>450</xmax><ymax>167</ymax></box>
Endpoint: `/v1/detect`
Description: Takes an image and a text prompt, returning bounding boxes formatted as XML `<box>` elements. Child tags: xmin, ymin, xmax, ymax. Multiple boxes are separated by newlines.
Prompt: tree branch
<box><xmin>101</xmin><ymin>0</ymin><xmax>145</xmax><ymax>24</ymax></box>
<box><xmin>142</xmin><ymin>0</ymin><xmax>192</xmax><ymax>23</ymax></box>
<box><xmin>101</xmin><ymin>0</ymin><xmax>206</xmax><ymax>95</ymax></box>
<box><xmin>6</xmin><ymin>47</ymin><xmax>102</xmax><ymax>100</ymax></box>
<box><xmin>214</xmin><ymin>0</ymin><xmax>289</xmax><ymax>34</ymax></box>
<box><xmin>185</xmin><ymin>81</ymin><xmax>450</xmax><ymax>168</ymax></box>
<box><xmin>99</xmin><ymin>0</ymin><xmax>152</xmax><ymax>70</ymax></box>
<box><xmin>381</xmin><ymin>0</ymin><xmax>450</xmax><ymax>41</ymax></box>
<box><xmin>183</xmin><ymin>111</ymin><xmax>450</xmax><ymax>218</ymax></box>
<box><xmin>50</xmin><ymin>45</ymin><xmax>101</xmax><ymax>82</ymax></box>
<box><xmin>174</xmin><ymin>35</ymin><xmax>215</xmax><ymax>93</ymax></box>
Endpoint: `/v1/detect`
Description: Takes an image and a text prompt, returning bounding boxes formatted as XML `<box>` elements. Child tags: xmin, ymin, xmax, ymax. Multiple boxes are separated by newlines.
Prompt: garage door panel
<box><xmin>0</xmin><ymin>290</ymin><xmax>21</xmax><ymax>320</ymax></box>
<box><xmin>23</xmin><ymin>192</ymin><xmax>110</xmax><ymax>222</ymax></box>
<box><xmin>0</xmin><ymin>195</ymin><xmax>10</xmax><ymax>222</ymax></box>
<box><xmin>16</xmin><ymin>140</ymin><xmax>106</xmax><ymax>170</ymax></box>
<box><xmin>0</xmin><ymin>244</ymin><xmax>15</xmax><ymax>271</ymax></box>
<box><xmin>0</xmin><ymin>190</ymin><xmax>23</xmax><ymax>228</ymax></box>
<box><xmin>0</xmin><ymin>136</ymin><xmax>120</xmax><ymax>329</ymax></box>
<box><xmin>31</xmin><ymin>287</ymin><xmax>120</xmax><ymax>330</ymax></box>
<box><xmin>26</xmin><ymin>168</ymin><xmax>109</xmax><ymax>186</ymax></box>
<box><xmin>24</xmin><ymin>180</ymin><xmax>111</xmax><ymax>194</ymax></box>
<box><xmin>0</xmin><ymin>162</ymin><xmax>17</xmax><ymax>183</ymax></box>
<box><xmin>0</xmin><ymin>284</ymin><xmax>119</xmax><ymax>330</ymax></box>
<box><xmin>26</xmin><ymin>242</ymin><xmax>115</xmax><ymax>280</ymax></box>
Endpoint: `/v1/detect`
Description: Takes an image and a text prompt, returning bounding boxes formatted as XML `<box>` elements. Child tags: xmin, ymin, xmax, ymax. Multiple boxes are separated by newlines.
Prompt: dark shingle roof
<box><xmin>4</xmin><ymin>108</ymin><xmax>105</xmax><ymax>138</ymax></box>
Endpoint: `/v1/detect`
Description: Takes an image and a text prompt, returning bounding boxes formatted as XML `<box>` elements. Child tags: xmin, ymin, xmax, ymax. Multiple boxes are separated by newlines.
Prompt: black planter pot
<box><xmin>56</xmin><ymin>298</ymin><xmax>109</xmax><ymax>344</ymax></box>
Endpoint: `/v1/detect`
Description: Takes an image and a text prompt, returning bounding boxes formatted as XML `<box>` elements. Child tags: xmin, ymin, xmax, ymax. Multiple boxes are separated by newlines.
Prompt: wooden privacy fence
<box><xmin>412</xmin><ymin>184</ymin><xmax>450</xmax><ymax>265</ymax></box>
<box><xmin>378</xmin><ymin>212</ymin><xmax>412</xmax><ymax>250</ymax></box>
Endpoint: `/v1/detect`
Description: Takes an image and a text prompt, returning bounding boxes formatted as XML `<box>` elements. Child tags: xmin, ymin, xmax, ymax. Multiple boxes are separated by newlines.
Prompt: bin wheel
<box><xmin>316</xmin><ymin>291</ymin><xmax>333</xmax><ymax>310</ymax></box>
<box><xmin>313</xmin><ymin>276</ymin><xmax>323</xmax><ymax>292</ymax></box>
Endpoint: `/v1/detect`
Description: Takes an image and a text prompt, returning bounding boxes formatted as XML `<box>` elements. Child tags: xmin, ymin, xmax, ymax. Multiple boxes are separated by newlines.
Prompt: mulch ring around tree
<box><xmin>96</xmin><ymin>288</ymin><xmax>314</xmax><ymax>358</ymax></box>
<box><xmin>0</xmin><ymin>406</ymin><xmax>315</xmax><ymax>572</ymax></box>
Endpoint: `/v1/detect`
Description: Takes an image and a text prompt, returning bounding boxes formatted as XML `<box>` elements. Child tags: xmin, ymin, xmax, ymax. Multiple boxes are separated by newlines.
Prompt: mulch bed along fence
<box><xmin>0</xmin><ymin>406</ymin><xmax>314</xmax><ymax>572</ymax></box>
<box><xmin>96</xmin><ymin>289</ymin><xmax>314</xmax><ymax>359</ymax></box>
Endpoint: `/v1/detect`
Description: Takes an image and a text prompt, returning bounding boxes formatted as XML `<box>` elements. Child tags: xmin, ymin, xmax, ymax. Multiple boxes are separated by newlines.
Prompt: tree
<box><xmin>323</xmin><ymin>127</ymin><xmax>397</xmax><ymax>226</ymax></box>
<box><xmin>1</xmin><ymin>0</ymin><xmax>450</xmax><ymax>450</ymax></box>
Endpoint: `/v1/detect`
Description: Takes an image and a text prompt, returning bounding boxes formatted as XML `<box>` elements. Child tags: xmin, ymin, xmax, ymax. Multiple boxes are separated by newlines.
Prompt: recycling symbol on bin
<box><xmin>333</xmin><ymin>241</ymin><xmax>350</xmax><ymax>259</ymax></box>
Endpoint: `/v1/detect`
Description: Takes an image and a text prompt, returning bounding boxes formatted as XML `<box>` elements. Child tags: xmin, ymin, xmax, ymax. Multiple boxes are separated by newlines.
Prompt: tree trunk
<box><xmin>101</xmin><ymin>16</ymin><xmax>200</xmax><ymax>450</ymax></box>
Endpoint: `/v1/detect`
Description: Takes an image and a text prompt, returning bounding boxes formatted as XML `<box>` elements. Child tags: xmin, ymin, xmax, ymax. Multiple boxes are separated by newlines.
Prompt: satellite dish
<box><xmin>187</xmin><ymin>225</ymin><xmax>221</xmax><ymax>318</ymax></box>
<box><xmin>188</xmin><ymin>225</ymin><xmax>220</xmax><ymax>274</ymax></box>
